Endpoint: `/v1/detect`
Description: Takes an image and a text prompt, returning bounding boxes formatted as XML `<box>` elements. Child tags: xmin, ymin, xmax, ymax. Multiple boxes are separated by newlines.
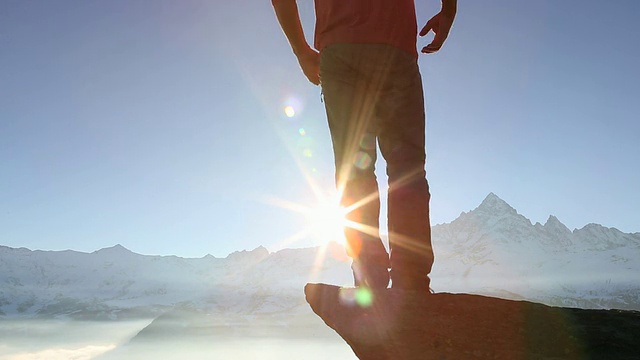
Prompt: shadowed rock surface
<box><xmin>305</xmin><ymin>283</ymin><xmax>640</xmax><ymax>360</ymax></box>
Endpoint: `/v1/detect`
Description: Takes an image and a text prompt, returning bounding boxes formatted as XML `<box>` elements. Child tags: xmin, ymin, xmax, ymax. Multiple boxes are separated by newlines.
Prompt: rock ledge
<box><xmin>305</xmin><ymin>283</ymin><xmax>640</xmax><ymax>360</ymax></box>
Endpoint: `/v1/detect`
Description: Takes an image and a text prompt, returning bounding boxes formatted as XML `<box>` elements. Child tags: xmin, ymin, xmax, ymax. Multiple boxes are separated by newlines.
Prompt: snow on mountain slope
<box><xmin>0</xmin><ymin>242</ymin><xmax>352</xmax><ymax>319</ymax></box>
<box><xmin>431</xmin><ymin>193</ymin><xmax>640</xmax><ymax>309</ymax></box>
<box><xmin>1</xmin><ymin>193</ymin><xmax>639</xmax><ymax>319</ymax></box>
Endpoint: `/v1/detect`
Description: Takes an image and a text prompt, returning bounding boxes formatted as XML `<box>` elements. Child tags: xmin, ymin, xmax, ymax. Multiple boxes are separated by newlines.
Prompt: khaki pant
<box><xmin>320</xmin><ymin>43</ymin><xmax>433</xmax><ymax>288</ymax></box>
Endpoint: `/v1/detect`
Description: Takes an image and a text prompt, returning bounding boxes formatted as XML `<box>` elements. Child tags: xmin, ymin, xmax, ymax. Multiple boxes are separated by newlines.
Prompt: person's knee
<box><xmin>387</xmin><ymin>161</ymin><xmax>426</xmax><ymax>187</ymax></box>
<box><xmin>385</xmin><ymin>145</ymin><xmax>425</xmax><ymax>178</ymax></box>
<box><xmin>341</xmin><ymin>175</ymin><xmax>379</xmax><ymax>204</ymax></box>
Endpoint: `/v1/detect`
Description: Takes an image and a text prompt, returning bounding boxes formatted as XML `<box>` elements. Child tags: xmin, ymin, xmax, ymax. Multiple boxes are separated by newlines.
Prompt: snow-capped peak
<box><xmin>543</xmin><ymin>215</ymin><xmax>571</xmax><ymax>235</ymax></box>
<box><xmin>226</xmin><ymin>246</ymin><xmax>270</xmax><ymax>263</ymax></box>
<box><xmin>93</xmin><ymin>244</ymin><xmax>132</xmax><ymax>255</ymax></box>
<box><xmin>474</xmin><ymin>192</ymin><xmax>517</xmax><ymax>216</ymax></box>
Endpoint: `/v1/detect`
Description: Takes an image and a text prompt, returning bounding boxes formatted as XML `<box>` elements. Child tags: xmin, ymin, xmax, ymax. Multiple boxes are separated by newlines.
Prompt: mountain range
<box><xmin>431</xmin><ymin>193</ymin><xmax>639</xmax><ymax>309</ymax></box>
<box><xmin>1</xmin><ymin>192</ymin><xmax>639</xmax><ymax>322</ymax></box>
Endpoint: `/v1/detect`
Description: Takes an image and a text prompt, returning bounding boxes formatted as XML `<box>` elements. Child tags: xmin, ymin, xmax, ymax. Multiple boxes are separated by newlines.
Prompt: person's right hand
<box><xmin>296</xmin><ymin>47</ymin><xmax>320</xmax><ymax>85</ymax></box>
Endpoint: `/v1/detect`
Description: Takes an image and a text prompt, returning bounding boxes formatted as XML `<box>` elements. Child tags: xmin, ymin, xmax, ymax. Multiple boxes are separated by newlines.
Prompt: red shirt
<box><xmin>314</xmin><ymin>0</ymin><xmax>418</xmax><ymax>58</ymax></box>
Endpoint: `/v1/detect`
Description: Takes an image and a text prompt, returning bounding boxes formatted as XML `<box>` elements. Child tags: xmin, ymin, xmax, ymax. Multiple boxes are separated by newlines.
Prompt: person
<box><xmin>272</xmin><ymin>0</ymin><xmax>456</xmax><ymax>291</ymax></box>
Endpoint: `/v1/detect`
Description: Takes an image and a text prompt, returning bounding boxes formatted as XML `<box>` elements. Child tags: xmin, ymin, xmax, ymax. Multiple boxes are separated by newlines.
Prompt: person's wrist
<box><xmin>441</xmin><ymin>8</ymin><xmax>456</xmax><ymax>19</ymax></box>
<box><xmin>441</xmin><ymin>1</ymin><xmax>457</xmax><ymax>18</ymax></box>
<box><xmin>293</xmin><ymin>44</ymin><xmax>313</xmax><ymax>57</ymax></box>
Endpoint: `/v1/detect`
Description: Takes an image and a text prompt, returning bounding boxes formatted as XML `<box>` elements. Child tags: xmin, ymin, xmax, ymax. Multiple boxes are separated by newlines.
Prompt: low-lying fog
<box><xmin>0</xmin><ymin>319</ymin><xmax>356</xmax><ymax>360</ymax></box>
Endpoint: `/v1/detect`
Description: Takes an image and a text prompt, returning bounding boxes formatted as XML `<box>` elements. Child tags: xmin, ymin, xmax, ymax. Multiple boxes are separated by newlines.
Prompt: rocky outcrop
<box><xmin>305</xmin><ymin>283</ymin><xmax>640</xmax><ymax>360</ymax></box>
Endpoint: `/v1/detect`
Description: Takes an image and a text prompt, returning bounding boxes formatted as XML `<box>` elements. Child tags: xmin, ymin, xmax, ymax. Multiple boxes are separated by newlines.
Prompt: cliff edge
<box><xmin>305</xmin><ymin>283</ymin><xmax>640</xmax><ymax>360</ymax></box>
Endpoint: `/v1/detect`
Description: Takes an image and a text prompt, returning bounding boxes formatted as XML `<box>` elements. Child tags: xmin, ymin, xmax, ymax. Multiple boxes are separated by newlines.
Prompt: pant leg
<box><xmin>374</xmin><ymin>47</ymin><xmax>434</xmax><ymax>288</ymax></box>
<box><xmin>319</xmin><ymin>44</ymin><xmax>390</xmax><ymax>270</ymax></box>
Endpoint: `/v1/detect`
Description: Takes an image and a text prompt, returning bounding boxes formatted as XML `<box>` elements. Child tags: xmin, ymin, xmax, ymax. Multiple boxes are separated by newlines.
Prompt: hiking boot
<box><xmin>390</xmin><ymin>271</ymin><xmax>431</xmax><ymax>292</ymax></box>
<box><xmin>352</xmin><ymin>260</ymin><xmax>390</xmax><ymax>289</ymax></box>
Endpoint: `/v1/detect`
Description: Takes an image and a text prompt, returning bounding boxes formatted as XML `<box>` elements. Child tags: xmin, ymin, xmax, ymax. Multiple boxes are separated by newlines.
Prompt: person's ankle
<box><xmin>352</xmin><ymin>260</ymin><xmax>390</xmax><ymax>289</ymax></box>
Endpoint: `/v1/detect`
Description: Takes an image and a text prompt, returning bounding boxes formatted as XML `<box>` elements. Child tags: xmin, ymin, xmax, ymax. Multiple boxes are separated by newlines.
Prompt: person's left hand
<box><xmin>420</xmin><ymin>11</ymin><xmax>455</xmax><ymax>54</ymax></box>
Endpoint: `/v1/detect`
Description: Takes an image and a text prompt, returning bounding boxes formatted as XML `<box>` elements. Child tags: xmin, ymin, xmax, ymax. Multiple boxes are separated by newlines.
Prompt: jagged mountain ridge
<box><xmin>431</xmin><ymin>193</ymin><xmax>640</xmax><ymax>309</ymax></box>
<box><xmin>1</xmin><ymin>193</ymin><xmax>639</xmax><ymax>319</ymax></box>
<box><xmin>433</xmin><ymin>193</ymin><xmax>639</xmax><ymax>267</ymax></box>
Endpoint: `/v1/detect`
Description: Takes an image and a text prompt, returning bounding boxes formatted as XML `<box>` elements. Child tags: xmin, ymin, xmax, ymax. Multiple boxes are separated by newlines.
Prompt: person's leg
<box><xmin>374</xmin><ymin>47</ymin><xmax>434</xmax><ymax>290</ymax></box>
<box><xmin>320</xmin><ymin>44</ymin><xmax>390</xmax><ymax>288</ymax></box>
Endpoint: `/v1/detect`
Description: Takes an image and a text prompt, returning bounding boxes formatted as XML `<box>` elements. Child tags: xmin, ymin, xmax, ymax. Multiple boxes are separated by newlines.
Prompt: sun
<box><xmin>263</xmin><ymin>192</ymin><xmax>348</xmax><ymax>247</ymax></box>
<box><xmin>304</xmin><ymin>197</ymin><xmax>347</xmax><ymax>246</ymax></box>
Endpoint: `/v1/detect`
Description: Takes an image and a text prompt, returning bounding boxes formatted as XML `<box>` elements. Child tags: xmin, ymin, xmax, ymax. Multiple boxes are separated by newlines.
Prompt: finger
<box><xmin>419</xmin><ymin>19</ymin><xmax>435</xmax><ymax>37</ymax></box>
<box><xmin>421</xmin><ymin>42</ymin><xmax>441</xmax><ymax>54</ymax></box>
<box><xmin>421</xmin><ymin>46</ymin><xmax>436</xmax><ymax>54</ymax></box>
<box><xmin>308</xmin><ymin>73</ymin><xmax>320</xmax><ymax>85</ymax></box>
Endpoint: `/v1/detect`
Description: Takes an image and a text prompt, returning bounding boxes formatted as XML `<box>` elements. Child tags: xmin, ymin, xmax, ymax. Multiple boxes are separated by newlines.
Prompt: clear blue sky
<box><xmin>1</xmin><ymin>0</ymin><xmax>639</xmax><ymax>258</ymax></box>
